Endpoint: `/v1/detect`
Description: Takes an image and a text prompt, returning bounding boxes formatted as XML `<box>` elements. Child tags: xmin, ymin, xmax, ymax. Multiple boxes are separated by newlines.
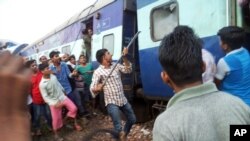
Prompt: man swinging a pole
<box><xmin>90</xmin><ymin>31</ymin><xmax>140</xmax><ymax>141</ymax></box>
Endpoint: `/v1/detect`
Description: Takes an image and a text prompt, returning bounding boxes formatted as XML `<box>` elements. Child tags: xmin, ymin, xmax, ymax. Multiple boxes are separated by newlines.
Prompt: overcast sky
<box><xmin>0</xmin><ymin>0</ymin><xmax>94</xmax><ymax>44</ymax></box>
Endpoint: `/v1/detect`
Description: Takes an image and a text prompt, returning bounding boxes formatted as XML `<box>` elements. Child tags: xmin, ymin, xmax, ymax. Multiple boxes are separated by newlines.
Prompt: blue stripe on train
<box><xmin>136</xmin><ymin>0</ymin><xmax>156</xmax><ymax>10</ymax></box>
<box><xmin>93</xmin><ymin>0</ymin><xmax>123</xmax><ymax>34</ymax></box>
<box><xmin>139</xmin><ymin>35</ymin><xmax>225</xmax><ymax>99</ymax></box>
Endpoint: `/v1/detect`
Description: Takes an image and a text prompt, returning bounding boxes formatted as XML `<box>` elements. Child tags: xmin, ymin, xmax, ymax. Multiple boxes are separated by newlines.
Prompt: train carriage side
<box><xmin>91</xmin><ymin>0</ymin><xmax>125</xmax><ymax>67</ymax></box>
<box><xmin>20</xmin><ymin>0</ymin><xmax>121</xmax><ymax>62</ymax></box>
<box><xmin>136</xmin><ymin>0</ymin><xmax>241</xmax><ymax>100</ymax></box>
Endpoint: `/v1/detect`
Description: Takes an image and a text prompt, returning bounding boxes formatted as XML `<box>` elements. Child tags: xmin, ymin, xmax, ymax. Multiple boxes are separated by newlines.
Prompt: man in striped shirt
<box><xmin>90</xmin><ymin>48</ymin><xmax>136</xmax><ymax>140</ymax></box>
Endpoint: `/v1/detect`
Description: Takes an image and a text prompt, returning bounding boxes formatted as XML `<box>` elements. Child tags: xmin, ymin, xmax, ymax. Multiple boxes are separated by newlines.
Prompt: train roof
<box><xmin>22</xmin><ymin>0</ymin><xmax>115</xmax><ymax>52</ymax></box>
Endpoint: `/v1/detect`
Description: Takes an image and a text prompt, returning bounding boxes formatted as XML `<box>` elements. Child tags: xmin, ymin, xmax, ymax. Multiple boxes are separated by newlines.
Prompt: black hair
<box><xmin>217</xmin><ymin>26</ymin><xmax>245</xmax><ymax>50</ymax></box>
<box><xmin>38</xmin><ymin>63</ymin><xmax>49</xmax><ymax>71</ymax></box>
<box><xmin>24</xmin><ymin>60</ymin><xmax>36</xmax><ymax>68</ymax></box>
<box><xmin>79</xmin><ymin>54</ymin><xmax>86</xmax><ymax>59</ymax></box>
<box><xmin>96</xmin><ymin>48</ymin><xmax>108</xmax><ymax>63</ymax></box>
<box><xmin>49</xmin><ymin>51</ymin><xmax>59</xmax><ymax>58</ymax></box>
<box><xmin>69</xmin><ymin>55</ymin><xmax>75</xmax><ymax>60</ymax></box>
<box><xmin>158</xmin><ymin>25</ymin><xmax>203</xmax><ymax>86</ymax></box>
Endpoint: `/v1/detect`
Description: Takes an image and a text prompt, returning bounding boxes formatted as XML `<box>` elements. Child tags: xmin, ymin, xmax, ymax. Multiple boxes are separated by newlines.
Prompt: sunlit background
<box><xmin>0</xmin><ymin>0</ymin><xmax>93</xmax><ymax>44</ymax></box>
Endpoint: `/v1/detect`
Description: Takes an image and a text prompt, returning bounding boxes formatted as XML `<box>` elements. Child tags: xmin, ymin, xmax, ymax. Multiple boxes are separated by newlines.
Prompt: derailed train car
<box><xmin>19</xmin><ymin>0</ymin><xmax>250</xmax><ymax>122</ymax></box>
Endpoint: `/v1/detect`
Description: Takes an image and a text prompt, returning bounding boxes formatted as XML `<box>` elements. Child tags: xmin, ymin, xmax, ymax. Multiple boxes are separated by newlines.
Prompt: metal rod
<box><xmin>102</xmin><ymin>31</ymin><xmax>141</xmax><ymax>86</ymax></box>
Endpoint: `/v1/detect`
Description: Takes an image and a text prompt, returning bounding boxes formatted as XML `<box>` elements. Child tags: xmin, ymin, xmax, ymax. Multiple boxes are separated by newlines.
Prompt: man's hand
<box><xmin>72</xmin><ymin>70</ymin><xmax>78</xmax><ymax>76</ymax></box>
<box><xmin>0</xmin><ymin>51</ymin><xmax>31</xmax><ymax>141</ymax></box>
<box><xmin>122</xmin><ymin>47</ymin><xmax>130</xmax><ymax>67</ymax></box>
<box><xmin>122</xmin><ymin>47</ymin><xmax>128</xmax><ymax>56</ymax></box>
<box><xmin>92</xmin><ymin>83</ymin><xmax>104</xmax><ymax>93</ymax></box>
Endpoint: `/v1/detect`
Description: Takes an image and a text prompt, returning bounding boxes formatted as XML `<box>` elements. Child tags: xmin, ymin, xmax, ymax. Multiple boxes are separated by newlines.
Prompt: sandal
<box><xmin>74</xmin><ymin>124</ymin><xmax>82</xmax><ymax>131</ymax></box>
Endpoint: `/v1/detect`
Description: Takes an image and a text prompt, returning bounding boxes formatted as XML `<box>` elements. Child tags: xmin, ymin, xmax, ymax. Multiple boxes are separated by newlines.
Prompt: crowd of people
<box><xmin>153</xmin><ymin>25</ymin><xmax>250</xmax><ymax>141</ymax></box>
<box><xmin>24</xmin><ymin>51</ymin><xmax>95</xmax><ymax>141</ymax></box>
<box><xmin>1</xmin><ymin>25</ymin><xmax>250</xmax><ymax>141</ymax></box>
<box><xmin>0</xmin><ymin>42</ymin><xmax>136</xmax><ymax>141</ymax></box>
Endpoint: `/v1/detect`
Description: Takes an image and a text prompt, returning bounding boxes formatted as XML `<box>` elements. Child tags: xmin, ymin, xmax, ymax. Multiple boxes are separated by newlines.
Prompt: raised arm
<box><xmin>118</xmin><ymin>47</ymin><xmax>132</xmax><ymax>73</ymax></box>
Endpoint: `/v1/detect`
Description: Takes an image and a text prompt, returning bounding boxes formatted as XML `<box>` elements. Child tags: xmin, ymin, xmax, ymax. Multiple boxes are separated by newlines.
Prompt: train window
<box><xmin>61</xmin><ymin>45</ymin><xmax>71</xmax><ymax>54</ymax></box>
<box><xmin>31</xmin><ymin>55</ymin><xmax>38</xmax><ymax>61</ymax></box>
<box><xmin>44</xmin><ymin>51</ymin><xmax>49</xmax><ymax>58</ymax></box>
<box><xmin>103</xmin><ymin>34</ymin><xmax>114</xmax><ymax>55</ymax></box>
<box><xmin>150</xmin><ymin>1</ymin><xmax>179</xmax><ymax>41</ymax></box>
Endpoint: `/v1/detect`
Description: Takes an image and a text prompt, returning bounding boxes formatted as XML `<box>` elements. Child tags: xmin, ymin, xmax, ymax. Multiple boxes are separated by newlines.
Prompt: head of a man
<box><xmin>69</xmin><ymin>55</ymin><xmax>76</xmax><ymax>64</ymax></box>
<box><xmin>88</xmin><ymin>29</ymin><xmax>93</xmax><ymax>36</ymax></box>
<box><xmin>96</xmin><ymin>48</ymin><xmax>112</xmax><ymax>64</ymax></box>
<box><xmin>79</xmin><ymin>54</ymin><xmax>87</xmax><ymax>64</ymax></box>
<box><xmin>49</xmin><ymin>51</ymin><xmax>60</xmax><ymax>64</ymax></box>
<box><xmin>60</xmin><ymin>53</ymin><xmax>70</xmax><ymax>62</ymax></box>
<box><xmin>25</xmin><ymin>60</ymin><xmax>37</xmax><ymax>72</ymax></box>
<box><xmin>39</xmin><ymin>55</ymin><xmax>48</xmax><ymax>64</ymax></box>
<box><xmin>38</xmin><ymin>63</ymin><xmax>50</xmax><ymax>75</ymax></box>
<box><xmin>217</xmin><ymin>26</ymin><xmax>245</xmax><ymax>52</ymax></box>
<box><xmin>159</xmin><ymin>25</ymin><xmax>203</xmax><ymax>89</ymax></box>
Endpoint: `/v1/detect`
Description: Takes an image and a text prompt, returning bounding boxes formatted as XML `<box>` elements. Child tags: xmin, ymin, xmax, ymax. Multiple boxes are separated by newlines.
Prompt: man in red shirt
<box><xmin>25</xmin><ymin>60</ymin><xmax>52</xmax><ymax>135</ymax></box>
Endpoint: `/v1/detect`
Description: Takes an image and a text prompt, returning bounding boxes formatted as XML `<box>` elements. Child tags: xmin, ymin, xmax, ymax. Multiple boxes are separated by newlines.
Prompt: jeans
<box><xmin>68</xmin><ymin>90</ymin><xmax>85</xmax><ymax>114</ymax></box>
<box><xmin>32</xmin><ymin>103</ymin><xmax>52</xmax><ymax>129</ymax></box>
<box><xmin>83</xmin><ymin>84</ymin><xmax>91</xmax><ymax>102</ymax></box>
<box><xmin>107</xmin><ymin>103</ymin><xmax>136</xmax><ymax>135</ymax></box>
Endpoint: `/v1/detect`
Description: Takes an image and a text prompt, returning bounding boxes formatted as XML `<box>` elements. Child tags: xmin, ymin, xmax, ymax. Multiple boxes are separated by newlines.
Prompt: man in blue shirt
<box><xmin>215</xmin><ymin>26</ymin><xmax>250</xmax><ymax>106</ymax></box>
<box><xmin>49</xmin><ymin>51</ymin><xmax>77</xmax><ymax>100</ymax></box>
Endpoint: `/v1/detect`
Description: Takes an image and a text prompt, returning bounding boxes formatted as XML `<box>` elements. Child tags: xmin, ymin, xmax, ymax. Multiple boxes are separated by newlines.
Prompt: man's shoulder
<box><xmin>39</xmin><ymin>78</ymin><xmax>48</xmax><ymax>87</ymax></box>
<box><xmin>154</xmin><ymin>109</ymin><xmax>181</xmax><ymax>133</ymax></box>
<box><xmin>94</xmin><ymin>66</ymin><xmax>103</xmax><ymax>73</ymax></box>
<box><xmin>217</xmin><ymin>91</ymin><xmax>249</xmax><ymax>105</ymax></box>
<box><xmin>60</xmin><ymin>62</ymin><xmax>68</xmax><ymax>67</ymax></box>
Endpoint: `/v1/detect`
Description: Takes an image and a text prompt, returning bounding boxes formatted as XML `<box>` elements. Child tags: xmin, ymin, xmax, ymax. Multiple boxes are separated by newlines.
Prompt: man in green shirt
<box><xmin>76</xmin><ymin>54</ymin><xmax>93</xmax><ymax>115</ymax></box>
<box><xmin>76</xmin><ymin>54</ymin><xmax>93</xmax><ymax>87</ymax></box>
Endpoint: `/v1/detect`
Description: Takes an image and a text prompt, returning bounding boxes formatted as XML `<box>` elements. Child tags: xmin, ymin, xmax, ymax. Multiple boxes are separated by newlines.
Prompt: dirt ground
<box><xmin>32</xmin><ymin>110</ymin><xmax>154</xmax><ymax>141</ymax></box>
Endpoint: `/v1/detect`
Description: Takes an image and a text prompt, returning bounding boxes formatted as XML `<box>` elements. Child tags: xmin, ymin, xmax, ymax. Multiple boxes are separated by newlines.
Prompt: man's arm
<box><xmin>214</xmin><ymin>78</ymin><xmax>222</xmax><ymax>88</ymax></box>
<box><xmin>39</xmin><ymin>82</ymin><xmax>54</xmax><ymax>105</ymax></box>
<box><xmin>90</xmin><ymin>70</ymin><xmax>103</xmax><ymax>97</ymax></box>
<box><xmin>214</xmin><ymin>58</ymin><xmax>229</xmax><ymax>88</ymax></box>
<box><xmin>118</xmin><ymin>47</ymin><xmax>132</xmax><ymax>73</ymax></box>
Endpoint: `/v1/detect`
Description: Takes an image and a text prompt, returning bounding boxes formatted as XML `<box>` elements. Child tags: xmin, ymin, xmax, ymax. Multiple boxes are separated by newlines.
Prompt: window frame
<box><xmin>150</xmin><ymin>0</ymin><xmax>179</xmax><ymax>42</ymax></box>
<box><xmin>61</xmin><ymin>45</ymin><xmax>71</xmax><ymax>54</ymax></box>
<box><xmin>102</xmin><ymin>33</ymin><xmax>115</xmax><ymax>55</ymax></box>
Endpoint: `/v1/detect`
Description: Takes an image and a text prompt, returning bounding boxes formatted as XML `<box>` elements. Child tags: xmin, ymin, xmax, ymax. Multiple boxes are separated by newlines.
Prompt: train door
<box><xmin>88</xmin><ymin>0</ymin><xmax>128</xmax><ymax>114</ymax></box>
<box><xmin>122</xmin><ymin>0</ymin><xmax>138</xmax><ymax>101</ymax></box>
<box><xmin>91</xmin><ymin>0</ymin><xmax>124</xmax><ymax>66</ymax></box>
<box><xmin>81</xmin><ymin>17</ymin><xmax>93</xmax><ymax>62</ymax></box>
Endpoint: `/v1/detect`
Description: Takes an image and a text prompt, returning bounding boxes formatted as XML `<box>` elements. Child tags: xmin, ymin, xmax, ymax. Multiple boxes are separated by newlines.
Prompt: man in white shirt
<box><xmin>39</xmin><ymin>63</ymin><xmax>82</xmax><ymax>141</ymax></box>
<box><xmin>90</xmin><ymin>48</ymin><xmax>136</xmax><ymax>141</ymax></box>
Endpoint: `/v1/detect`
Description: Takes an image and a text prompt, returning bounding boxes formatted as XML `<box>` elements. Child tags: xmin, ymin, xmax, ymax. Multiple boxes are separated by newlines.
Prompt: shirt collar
<box><xmin>100</xmin><ymin>63</ymin><xmax>113</xmax><ymax>69</ymax></box>
<box><xmin>51</xmin><ymin>62</ymin><xmax>62</xmax><ymax>68</ymax></box>
<box><xmin>226</xmin><ymin>47</ymin><xmax>244</xmax><ymax>56</ymax></box>
<box><xmin>167</xmin><ymin>82</ymin><xmax>218</xmax><ymax>108</ymax></box>
<box><xmin>100</xmin><ymin>64</ymin><xmax>105</xmax><ymax>69</ymax></box>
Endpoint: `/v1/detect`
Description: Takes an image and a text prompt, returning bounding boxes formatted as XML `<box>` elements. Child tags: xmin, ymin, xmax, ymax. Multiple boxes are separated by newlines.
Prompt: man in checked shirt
<box><xmin>90</xmin><ymin>48</ymin><xmax>136</xmax><ymax>141</ymax></box>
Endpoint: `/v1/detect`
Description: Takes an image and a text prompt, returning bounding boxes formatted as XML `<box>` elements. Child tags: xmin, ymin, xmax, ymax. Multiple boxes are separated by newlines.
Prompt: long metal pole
<box><xmin>102</xmin><ymin>31</ymin><xmax>141</xmax><ymax>86</ymax></box>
